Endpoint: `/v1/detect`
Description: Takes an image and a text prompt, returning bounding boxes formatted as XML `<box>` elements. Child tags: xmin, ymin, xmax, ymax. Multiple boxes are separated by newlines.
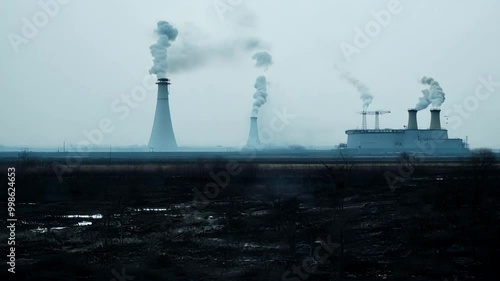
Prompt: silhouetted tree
<box><xmin>323</xmin><ymin>152</ymin><xmax>354</xmax><ymax>190</ymax></box>
<box><xmin>468</xmin><ymin>148</ymin><xmax>497</xmax><ymax>185</ymax></box>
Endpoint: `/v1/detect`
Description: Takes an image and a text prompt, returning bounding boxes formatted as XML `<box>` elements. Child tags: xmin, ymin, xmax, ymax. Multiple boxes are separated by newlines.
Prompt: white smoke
<box><xmin>340</xmin><ymin>72</ymin><xmax>373</xmax><ymax>110</ymax></box>
<box><xmin>416</xmin><ymin>76</ymin><xmax>446</xmax><ymax>110</ymax></box>
<box><xmin>252</xmin><ymin>76</ymin><xmax>268</xmax><ymax>117</ymax></box>
<box><xmin>252</xmin><ymin>51</ymin><xmax>273</xmax><ymax>70</ymax></box>
<box><xmin>168</xmin><ymin>37</ymin><xmax>265</xmax><ymax>74</ymax></box>
<box><xmin>149</xmin><ymin>21</ymin><xmax>178</xmax><ymax>79</ymax></box>
<box><xmin>251</xmin><ymin>51</ymin><xmax>273</xmax><ymax>117</ymax></box>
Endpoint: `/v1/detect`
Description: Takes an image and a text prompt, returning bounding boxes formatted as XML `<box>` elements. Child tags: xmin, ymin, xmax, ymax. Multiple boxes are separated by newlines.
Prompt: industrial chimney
<box><xmin>407</xmin><ymin>109</ymin><xmax>418</xmax><ymax>130</ymax></box>
<box><xmin>246</xmin><ymin>117</ymin><xmax>261</xmax><ymax>148</ymax></box>
<box><xmin>148</xmin><ymin>78</ymin><xmax>177</xmax><ymax>151</ymax></box>
<box><xmin>429</xmin><ymin>109</ymin><xmax>442</xmax><ymax>130</ymax></box>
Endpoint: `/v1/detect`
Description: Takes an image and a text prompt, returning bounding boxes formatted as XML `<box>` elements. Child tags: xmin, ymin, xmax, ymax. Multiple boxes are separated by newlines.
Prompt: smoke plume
<box><xmin>149</xmin><ymin>21</ymin><xmax>178</xmax><ymax>78</ymax></box>
<box><xmin>166</xmin><ymin>23</ymin><xmax>267</xmax><ymax>74</ymax></box>
<box><xmin>341</xmin><ymin>72</ymin><xmax>373</xmax><ymax>110</ymax></box>
<box><xmin>416</xmin><ymin>76</ymin><xmax>446</xmax><ymax>110</ymax></box>
<box><xmin>251</xmin><ymin>51</ymin><xmax>273</xmax><ymax>117</ymax></box>
<box><xmin>252</xmin><ymin>76</ymin><xmax>268</xmax><ymax>117</ymax></box>
<box><xmin>252</xmin><ymin>51</ymin><xmax>273</xmax><ymax>70</ymax></box>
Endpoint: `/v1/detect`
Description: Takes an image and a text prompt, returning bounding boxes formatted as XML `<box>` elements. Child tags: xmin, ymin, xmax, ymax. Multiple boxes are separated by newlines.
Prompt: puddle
<box><xmin>245</xmin><ymin>210</ymin><xmax>271</xmax><ymax>216</ymax></box>
<box><xmin>30</xmin><ymin>226</ymin><xmax>67</xmax><ymax>233</ymax></box>
<box><xmin>29</xmin><ymin>216</ymin><xmax>96</xmax><ymax>233</ymax></box>
<box><xmin>134</xmin><ymin>208</ymin><xmax>168</xmax><ymax>212</ymax></box>
<box><xmin>344</xmin><ymin>203</ymin><xmax>366</xmax><ymax>210</ymax></box>
<box><xmin>64</xmin><ymin>214</ymin><xmax>103</xmax><ymax>219</ymax></box>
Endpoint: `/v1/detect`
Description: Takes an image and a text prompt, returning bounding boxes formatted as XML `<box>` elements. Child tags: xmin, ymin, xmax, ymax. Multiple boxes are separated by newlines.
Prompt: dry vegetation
<box><xmin>0</xmin><ymin>151</ymin><xmax>499</xmax><ymax>280</ymax></box>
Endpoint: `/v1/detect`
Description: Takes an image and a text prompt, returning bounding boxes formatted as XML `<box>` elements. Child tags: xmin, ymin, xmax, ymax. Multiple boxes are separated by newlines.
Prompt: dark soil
<box><xmin>0</xmin><ymin>157</ymin><xmax>499</xmax><ymax>280</ymax></box>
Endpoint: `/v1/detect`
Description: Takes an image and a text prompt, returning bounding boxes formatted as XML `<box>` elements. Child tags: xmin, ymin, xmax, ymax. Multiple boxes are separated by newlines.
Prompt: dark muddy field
<box><xmin>0</xmin><ymin>154</ymin><xmax>499</xmax><ymax>280</ymax></box>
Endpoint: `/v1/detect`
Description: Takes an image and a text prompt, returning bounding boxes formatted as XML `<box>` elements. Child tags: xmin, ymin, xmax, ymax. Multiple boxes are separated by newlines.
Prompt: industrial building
<box><xmin>345</xmin><ymin>109</ymin><xmax>468</xmax><ymax>154</ymax></box>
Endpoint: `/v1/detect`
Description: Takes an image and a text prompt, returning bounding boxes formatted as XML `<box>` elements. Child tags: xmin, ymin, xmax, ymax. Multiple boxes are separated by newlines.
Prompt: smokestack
<box><xmin>148</xmin><ymin>78</ymin><xmax>177</xmax><ymax>151</ymax></box>
<box><xmin>407</xmin><ymin>109</ymin><xmax>418</xmax><ymax>130</ymax></box>
<box><xmin>246</xmin><ymin>117</ymin><xmax>261</xmax><ymax>147</ymax></box>
<box><xmin>429</xmin><ymin>109</ymin><xmax>442</xmax><ymax>130</ymax></box>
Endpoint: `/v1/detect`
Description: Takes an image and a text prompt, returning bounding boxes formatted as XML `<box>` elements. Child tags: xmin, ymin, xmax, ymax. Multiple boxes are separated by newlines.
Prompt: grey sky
<box><xmin>0</xmin><ymin>0</ymin><xmax>499</xmax><ymax>148</ymax></box>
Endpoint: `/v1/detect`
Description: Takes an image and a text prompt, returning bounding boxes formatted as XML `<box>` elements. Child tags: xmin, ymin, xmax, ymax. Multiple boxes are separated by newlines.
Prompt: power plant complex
<box><xmin>344</xmin><ymin>109</ymin><xmax>468</xmax><ymax>154</ymax></box>
<box><xmin>144</xmin><ymin>21</ymin><xmax>469</xmax><ymax>155</ymax></box>
<box><xmin>145</xmin><ymin>81</ymin><xmax>467</xmax><ymax>154</ymax></box>
<box><xmin>145</xmin><ymin>76</ymin><xmax>468</xmax><ymax>154</ymax></box>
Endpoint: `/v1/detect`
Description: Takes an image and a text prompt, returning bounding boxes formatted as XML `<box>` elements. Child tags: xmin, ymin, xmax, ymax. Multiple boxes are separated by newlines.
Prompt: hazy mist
<box><xmin>1</xmin><ymin>0</ymin><xmax>499</xmax><ymax>149</ymax></box>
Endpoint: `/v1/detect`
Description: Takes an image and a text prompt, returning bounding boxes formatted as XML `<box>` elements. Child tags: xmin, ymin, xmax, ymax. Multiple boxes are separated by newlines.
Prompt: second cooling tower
<box><xmin>429</xmin><ymin>109</ymin><xmax>442</xmax><ymax>130</ymax></box>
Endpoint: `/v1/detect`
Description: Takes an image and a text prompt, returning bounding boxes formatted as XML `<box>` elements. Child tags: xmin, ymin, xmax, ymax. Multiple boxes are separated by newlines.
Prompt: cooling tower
<box><xmin>407</xmin><ymin>109</ymin><xmax>418</xmax><ymax>130</ymax></box>
<box><xmin>148</xmin><ymin>78</ymin><xmax>177</xmax><ymax>151</ymax></box>
<box><xmin>429</xmin><ymin>109</ymin><xmax>442</xmax><ymax>130</ymax></box>
<box><xmin>246</xmin><ymin>117</ymin><xmax>261</xmax><ymax>147</ymax></box>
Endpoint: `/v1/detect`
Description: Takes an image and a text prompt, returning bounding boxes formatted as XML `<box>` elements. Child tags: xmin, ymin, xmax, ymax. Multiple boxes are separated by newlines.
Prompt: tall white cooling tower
<box><xmin>246</xmin><ymin>117</ymin><xmax>261</xmax><ymax>147</ymax></box>
<box><xmin>149</xmin><ymin>78</ymin><xmax>177</xmax><ymax>151</ymax></box>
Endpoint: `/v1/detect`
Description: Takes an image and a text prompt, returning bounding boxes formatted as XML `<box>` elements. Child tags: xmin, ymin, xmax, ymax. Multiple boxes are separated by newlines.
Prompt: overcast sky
<box><xmin>1</xmin><ymin>0</ymin><xmax>499</xmax><ymax>149</ymax></box>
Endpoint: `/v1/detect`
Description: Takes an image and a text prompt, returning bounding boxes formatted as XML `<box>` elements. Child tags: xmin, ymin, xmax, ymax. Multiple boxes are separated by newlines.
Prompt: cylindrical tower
<box><xmin>148</xmin><ymin>78</ymin><xmax>177</xmax><ymax>151</ymax></box>
<box><xmin>246</xmin><ymin>117</ymin><xmax>261</xmax><ymax>148</ymax></box>
<box><xmin>429</xmin><ymin>108</ymin><xmax>441</xmax><ymax>130</ymax></box>
<box><xmin>429</xmin><ymin>109</ymin><xmax>442</xmax><ymax>130</ymax></box>
<box><xmin>407</xmin><ymin>109</ymin><xmax>418</xmax><ymax>130</ymax></box>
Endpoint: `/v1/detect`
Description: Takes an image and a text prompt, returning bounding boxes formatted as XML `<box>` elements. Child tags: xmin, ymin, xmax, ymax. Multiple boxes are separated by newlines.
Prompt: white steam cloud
<box><xmin>251</xmin><ymin>51</ymin><xmax>273</xmax><ymax>117</ymax></box>
<box><xmin>149</xmin><ymin>21</ymin><xmax>178</xmax><ymax>79</ymax></box>
<box><xmin>416</xmin><ymin>76</ymin><xmax>446</xmax><ymax>111</ymax></box>
<box><xmin>168</xmin><ymin>37</ymin><xmax>265</xmax><ymax>73</ymax></box>
<box><xmin>149</xmin><ymin>22</ymin><xmax>268</xmax><ymax>74</ymax></box>
<box><xmin>252</xmin><ymin>51</ymin><xmax>273</xmax><ymax>70</ymax></box>
<box><xmin>341</xmin><ymin>72</ymin><xmax>374</xmax><ymax>110</ymax></box>
<box><xmin>252</xmin><ymin>76</ymin><xmax>268</xmax><ymax>117</ymax></box>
